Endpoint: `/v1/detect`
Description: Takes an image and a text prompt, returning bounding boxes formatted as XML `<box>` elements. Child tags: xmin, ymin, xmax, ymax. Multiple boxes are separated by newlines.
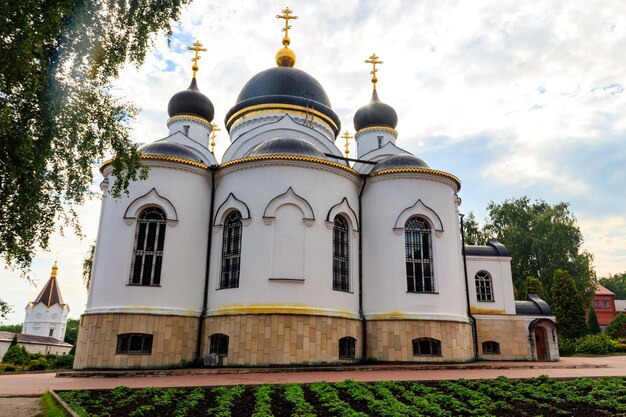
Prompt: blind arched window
<box><xmin>332</xmin><ymin>215</ymin><xmax>350</xmax><ymax>292</ymax></box>
<box><xmin>220</xmin><ymin>211</ymin><xmax>242</xmax><ymax>289</ymax></box>
<box><xmin>475</xmin><ymin>271</ymin><xmax>494</xmax><ymax>301</ymax></box>
<box><xmin>130</xmin><ymin>207</ymin><xmax>166</xmax><ymax>286</ymax></box>
<box><xmin>405</xmin><ymin>217</ymin><xmax>434</xmax><ymax>293</ymax></box>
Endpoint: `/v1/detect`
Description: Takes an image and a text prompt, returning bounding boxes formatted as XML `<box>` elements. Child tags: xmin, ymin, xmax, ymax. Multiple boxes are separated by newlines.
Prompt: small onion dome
<box><xmin>246</xmin><ymin>137</ymin><xmax>325</xmax><ymax>159</ymax></box>
<box><xmin>167</xmin><ymin>78</ymin><xmax>215</xmax><ymax>123</ymax></box>
<box><xmin>141</xmin><ymin>140</ymin><xmax>203</xmax><ymax>163</ymax></box>
<box><xmin>225</xmin><ymin>67</ymin><xmax>341</xmax><ymax>136</ymax></box>
<box><xmin>353</xmin><ymin>90</ymin><xmax>398</xmax><ymax>132</ymax></box>
<box><xmin>371</xmin><ymin>154</ymin><xmax>429</xmax><ymax>174</ymax></box>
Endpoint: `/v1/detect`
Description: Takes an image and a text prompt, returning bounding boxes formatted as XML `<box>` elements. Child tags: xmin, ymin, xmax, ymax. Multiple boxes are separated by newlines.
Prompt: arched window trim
<box><xmin>475</xmin><ymin>270</ymin><xmax>494</xmax><ymax>302</ymax></box>
<box><xmin>405</xmin><ymin>217</ymin><xmax>435</xmax><ymax>293</ymax></box>
<box><xmin>393</xmin><ymin>199</ymin><xmax>444</xmax><ymax>236</ymax></box>
<box><xmin>332</xmin><ymin>215</ymin><xmax>350</xmax><ymax>292</ymax></box>
<box><xmin>209</xmin><ymin>333</ymin><xmax>229</xmax><ymax>356</ymax></box>
<box><xmin>326</xmin><ymin>197</ymin><xmax>359</xmax><ymax>231</ymax></box>
<box><xmin>123</xmin><ymin>188</ymin><xmax>178</xmax><ymax>227</ymax></box>
<box><xmin>412</xmin><ymin>337</ymin><xmax>442</xmax><ymax>356</ymax></box>
<box><xmin>129</xmin><ymin>207</ymin><xmax>167</xmax><ymax>286</ymax></box>
<box><xmin>339</xmin><ymin>336</ymin><xmax>357</xmax><ymax>359</ymax></box>
<box><xmin>482</xmin><ymin>341</ymin><xmax>500</xmax><ymax>354</ymax></box>
<box><xmin>219</xmin><ymin>211</ymin><xmax>243</xmax><ymax>289</ymax></box>
<box><xmin>214</xmin><ymin>193</ymin><xmax>251</xmax><ymax>227</ymax></box>
<box><xmin>262</xmin><ymin>187</ymin><xmax>315</xmax><ymax>226</ymax></box>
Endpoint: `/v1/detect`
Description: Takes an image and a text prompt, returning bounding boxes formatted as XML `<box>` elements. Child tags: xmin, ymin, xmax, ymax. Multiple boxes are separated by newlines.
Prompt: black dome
<box><xmin>246</xmin><ymin>137</ymin><xmax>325</xmax><ymax>159</ymax></box>
<box><xmin>371</xmin><ymin>154</ymin><xmax>429</xmax><ymax>173</ymax></box>
<box><xmin>225</xmin><ymin>67</ymin><xmax>341</xmax><ymax>136</ymax></box>
<box><xmin>353</xmin><ymin>90</ymin><xmax>398</xmax><ymax>131</ymax></box>
<box><xmin>141</xmin><ymin>141</ymin><xmax>203</xmax><ymax>163</ymax></box>
<box><xmin>167</xmin><ymin>78</ymin><xmax>214</xmax><ymax>122</ymax></box>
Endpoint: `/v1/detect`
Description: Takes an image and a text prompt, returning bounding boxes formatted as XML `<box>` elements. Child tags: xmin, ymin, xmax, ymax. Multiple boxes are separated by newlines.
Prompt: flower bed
<box><xmin>57</xmin><ymin>376</ymin><xmax>626</xmax><ymax>417</ymax></box>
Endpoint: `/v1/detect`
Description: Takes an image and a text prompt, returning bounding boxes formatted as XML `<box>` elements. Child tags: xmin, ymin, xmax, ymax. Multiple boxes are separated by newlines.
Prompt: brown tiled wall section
<box><xmin>366</xmin><ymin>320</ymin><xmax>474</xmax><ymax>362</ymax></box>
<box><xmin>202</xmin><ymin>315</ymin><xmax>362</xmax><ymax>365</ymax></box>
<box><xmin>476</xmin><ymin>317</ymin><xmax>532</xmax><ymax>360</ymax></box>
<box><xmin>74</xmin><ymin>313</ymin><xmax>199</xmax><ymax>369</ymax></box>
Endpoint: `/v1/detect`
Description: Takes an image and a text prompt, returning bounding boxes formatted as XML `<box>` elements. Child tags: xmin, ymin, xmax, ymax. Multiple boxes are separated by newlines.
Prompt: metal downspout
<box><xmin>358</xmin><ymin>175</ymin><xmax>367</xmax><ymax>361</ymax></box>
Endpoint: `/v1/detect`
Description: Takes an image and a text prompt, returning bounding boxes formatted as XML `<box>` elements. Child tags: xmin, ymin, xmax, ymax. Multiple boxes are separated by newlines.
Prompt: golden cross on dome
<box><xmin>365</xmin><ymin>53</ymin><xmax>383</xmax><ymax>91</ymax></box>
<box><xmin>187</xmin><ymin>40</ymin><xmax>207</xmax><ymax>78</ymax></box>
<box><xmin>210</xmin><ymin>122</ymin><xmax>221</xmax><ymax>153</ymax></box>
<box><xmin>276</xmin><ymin>7</ymin><xmax>298</xmax><ymax>46</ymax></box>
<box><xmin>340</xmin><ymin>131</ymin><xmax>352</xmax><ymax>158</ymax></box>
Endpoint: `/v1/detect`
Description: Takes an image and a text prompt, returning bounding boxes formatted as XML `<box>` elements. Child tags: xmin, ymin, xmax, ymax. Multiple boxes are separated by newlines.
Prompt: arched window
<box><xmin>405</xmin><ymin>218</ymin><xmax>434</xmax><ymax>293</ymax></box>
<box><xmin>333</xmin><ymin>215</ymin><xmax>350</xmax><ymax>292</ymax></box>
<box><xmin>412</xmin><ymin>338</ymin><xmax>441</xmax><ymax>356</ymax></box>
<box><xmin>209</xmin><ymin>333</ymin><xmax>229</xmax><ymax>356</ymax></box>
<box><xmin>475</xmin><ymin>271</ymin><xmax>494</xmax><ymax>302</ymax></box>
<box><xmin>220</xmin><ymin>211</ymin><xmax>242</xmax><ymax>289</ymax></box>
<box><xmin>339</xmin><ymin>336</ymin><xmax>356</xmax><ymax>359</ymax></box>
<box><xmin>482</xmin><ymin>341</ymin><xmax>500</xmax><ymax>354</ymax></box>
<box><xmin>130</xmin><ymin>207</ymin><xmax>167</xmax><ymax>286</ymax></box>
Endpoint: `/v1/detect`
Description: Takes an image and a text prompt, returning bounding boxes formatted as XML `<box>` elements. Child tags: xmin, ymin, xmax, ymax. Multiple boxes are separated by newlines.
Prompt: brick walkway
<box><xmin>1</xmin><ymin>356</ymin><xmax>625</xmax><ymax>397</ymax></box>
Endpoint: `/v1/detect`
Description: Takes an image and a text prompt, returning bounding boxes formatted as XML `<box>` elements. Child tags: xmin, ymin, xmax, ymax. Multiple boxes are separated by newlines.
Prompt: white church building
<box><xmin>74</xmin><ymin>9</ymin><xmax>558</xmax><ymax>369</ymax></box>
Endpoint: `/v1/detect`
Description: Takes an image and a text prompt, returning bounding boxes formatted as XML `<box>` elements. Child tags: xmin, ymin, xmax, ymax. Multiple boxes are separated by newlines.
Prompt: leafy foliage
<box><xmin>551</xmin><ymin>269</ymin><xmax>589</xmax><ymax>339</ymax></box>
<box><xmin>2</xmin><ymin>342</ymin><xmax>30</xmax><ymax>365</ymax></box>
<box><xmin>607</xmin><ymin>313</ymin><xmax>626</xmax><ymax>339</ymax></box>
<box><xmin>574</xmin><ymin>334</ymin><xmax>614</xmax><ymax>355</ymax></box>
<box><xmin>0</xmin><ymin>324</ymin><xmax>22</xmax><ymax>333</ymax></box>
<box><xmin>587</xmin><ymin>305</ymin><xmax>602</xmax><ymax>334</ymax></box>
<box><xmin>462</xmin><ymin>212</ymin><xmax>486</xmax><ymax>245</ymax></box>
<box><xmin>64</xmin><ymin>318</ymin><xmax>80</xmax><ymax>345</ymax></box>
<box><xmin>82</xmin><ymin>243</ymin><xmax>95</xmax><ymax>290</ymax></box>
<box><xmin>599</xmin><ymin>272</ymin><xmax>626</xmax><ymax>300</ymax></box>
<box><xmin>524</xmin><ymin>276</ymin><xmax>545</xmax><ymax>299</ymax></box>
<box><xmin>0</xmin><ymin>0</ymin><xmax>191</xmax><ymax>315</ymax></box>
<box><xmin>483</xmin><ymin>197</ymin><xmax>595</xmax><ymax>304</ymax></box>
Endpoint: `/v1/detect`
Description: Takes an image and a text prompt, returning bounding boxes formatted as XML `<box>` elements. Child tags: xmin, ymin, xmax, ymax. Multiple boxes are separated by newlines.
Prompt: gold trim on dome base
<box><xmin>141</xmin><ymin>155</ymin><xmax>208</xmax><ymax>169</ymax></box>
<box><xmin>370</xmin><ymin>167</ymin><xmax>461</xmax><ymax>190</ymax></box>
<box><xmin>221</xmin><ymin>154</ymin><xmax>356</xmax><ymax>173</ymax></box>
<box><xmin>356</xmin><ymin>125</ymin><xmax>398</xmax><ymax>135</ymax></box>
<box><xmin>227</xmin><ymin>103</ymin><xmax>339</xmax><ymax>132</ymax></box>
<box><xmin>167</xmin><ymin>114</ymin><xmax>211</xmax><ymax>126</ymax></box>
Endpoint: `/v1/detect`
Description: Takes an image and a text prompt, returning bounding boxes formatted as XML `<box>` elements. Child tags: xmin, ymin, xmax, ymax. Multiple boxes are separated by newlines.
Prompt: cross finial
<box><xmin>365</xmin><ymin>53</ymin><xmax>383</xmax><ymax>91</ymax></box>
<box><xmin>276</xmin><ymin>7</ymin><xmax>298</xmax><ymax>47</ymax></box>
<box><xmin>210</xmin><ymin>122</ymin><xmax>221</xmax><ymax>153</ymax></box>
<box><xmin>187</xmin><ymin>40</ymin><xmax>208</xmax><ymax>78</ymax></box>
<box><xmin>340</xmin><ymin>131</ymin><xmax>352</xmax><ymax>158</ymax></box>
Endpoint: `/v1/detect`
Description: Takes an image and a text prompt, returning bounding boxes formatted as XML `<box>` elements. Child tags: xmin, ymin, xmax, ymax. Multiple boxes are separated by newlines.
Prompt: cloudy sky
<box><xmin>1</xmin><ymin>0</ymin><xmax>625</xmax><ymax>325</ymax></box>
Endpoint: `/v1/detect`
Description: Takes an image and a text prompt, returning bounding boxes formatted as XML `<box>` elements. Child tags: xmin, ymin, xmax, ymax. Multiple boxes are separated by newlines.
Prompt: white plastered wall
<box><xmin>23</xmin><ymin>303</ymin><xmax>69</xmax><ymax>341</ymax></box>
<box><xmin>465</xmin><ymin>255</ymin><xmax>517</xmax><ymax>315</ymax></box>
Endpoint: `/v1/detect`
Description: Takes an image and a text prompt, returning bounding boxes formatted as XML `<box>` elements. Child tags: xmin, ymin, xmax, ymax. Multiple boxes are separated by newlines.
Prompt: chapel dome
<box><xmin>224</xmin><ymin>66</ymin><xmax>341</xmax><ymax>136</ymax></box>
<box><xmin>167</xmin><ymin>78</ymin><xmax>215</xmax><ymax>123</ymax></box>
<box><xmin>141</xmin><ymin>140</ymin><xmax>203</xmax><ymax>163</ymax></box>
<box><xmin>353</xmin><ymin>90</ymin><xmax>398</xmax><ymax>132</ymax></box>
<box><xmin>371</xmin><ymin>154</ymin><xmax>429</xmax><ymax>173</ymax></box>
<box><xmin>246</xmin><ymin>137</ymin><xmax>325</xmax><ymax>159</ymax></box>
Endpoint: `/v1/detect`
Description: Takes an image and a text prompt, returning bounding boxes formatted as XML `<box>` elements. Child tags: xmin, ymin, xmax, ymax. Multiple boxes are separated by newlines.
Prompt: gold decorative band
<box><xmin>226</xmin><ymin>103</ymin><xmax>339</xmax><ymax>131</ymax></box>
<box><xmin>141</xmin><ymin>154</ymin><xmax>208</xmax><ymax>169</ymax></box>
<box><xmin>221</xmin><ymin>154</ymin><xmax>356</xmax><ymax>173</ymax></box>
<box><xmin>167</xmin><ymin>114</ymin><xmax>211</xmax><ymax>125</ymax></box>
<box><xmin>356</xmin><ymin>125</ymin><xmax>398</xmax><ymax>135</ymax></box>
<box><xmin>370</xmin><ymin>167</ymin><xmax>461</xmax><ymax>189</ymax></box>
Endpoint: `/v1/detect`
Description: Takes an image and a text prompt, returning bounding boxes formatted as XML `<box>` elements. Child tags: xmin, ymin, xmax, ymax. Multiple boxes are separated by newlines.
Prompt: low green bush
<box><xmin>574</xmin><ymin>334</ymin><xmax>614</xmax><ymax>355</ymax></box>
<box><xmin>28</xmin><ymin>357</ymin><xmax>49</xmax><ymax>371</ymax></box>
<box><xmin>607</xmin><ymin>313</ymin><xmax>626</xmax><ymax>339</ymax></box>
<box><xmin>558</xmin><ymin>338</ymin><xmax>577</xmax><ymax>356</ymax></box>
<box><xmin>2</xmin><ymin>344</ymin><xmax>30</xmax><ymax>365</ymax></box>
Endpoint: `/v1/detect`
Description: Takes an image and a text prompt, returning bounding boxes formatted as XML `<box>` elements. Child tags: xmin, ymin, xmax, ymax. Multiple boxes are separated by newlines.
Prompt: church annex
<box><xmin>75</xmin><ymin>8</ymin><xmax>558</xmax><ymax>369</ymax></box>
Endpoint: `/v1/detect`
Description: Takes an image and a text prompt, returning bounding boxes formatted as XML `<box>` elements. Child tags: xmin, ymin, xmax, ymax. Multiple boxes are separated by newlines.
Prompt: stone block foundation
<box><xmin>202</xmin><ymin>314</ymin><xmax>362</xmax><ymax>365</ymax></box>
<box><xmin>74</xmin><ymin>313</ymin><xmax>199</xmax><ymax>369</ymax></box>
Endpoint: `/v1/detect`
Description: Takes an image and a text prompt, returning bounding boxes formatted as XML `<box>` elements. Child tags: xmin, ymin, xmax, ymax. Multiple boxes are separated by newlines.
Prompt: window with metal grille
<box><xmin>332</xmin><ymin>215</ymin><xmax>350</xmax><ymax>292</ymax></box>
<box><xmin>130</xmin><ymin>207</ymin><xmax>166</xmax><ymax>286</ymax></box>
<box><xmin>482</xmin><ymin>341</ymin><xmax>500</xmax><ymax>354</ymax></box>
<box><xmin>209</xmin><ymin>333</ymin><xmax>229</xmax><ymax>356</ymax></box>
<box><xmin>116</xmin><ymin>333</ymin><xmax>153</xmax><ymax>354</ymax></box>
<box><xmin>412</xmin><ymin>337</ymin><xmax>441</xmax><ymax>356</ymax></box>
<box><xmin>405</xmin><ymin>218</ymin><xmax>435</xmax><ymax>293</ymax></box>
<box><xmin>220</xmin><ymin>211</ymin><xmax>242</xmax><ymax>289</ymax></box>
<box><xmin>475</xmin><ymin>271</ymin><xmax>494</xmax><ymax>302</ymax></box>
<box><xmin>339</xmin><ymin>336</ymin><xmax>356</xmax><ymax>359</ymax></box>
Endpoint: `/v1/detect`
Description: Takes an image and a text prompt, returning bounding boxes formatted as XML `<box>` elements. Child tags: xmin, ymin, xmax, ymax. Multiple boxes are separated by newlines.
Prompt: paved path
<box><xmin>1</xmin><ymin>356</ymin><xmax>625</xmax><ymax>397</ymax></box>
<box><xmin>0</xmin><ymin>397</ymin><xmax>42</xmax><ymax>417</ymax></box>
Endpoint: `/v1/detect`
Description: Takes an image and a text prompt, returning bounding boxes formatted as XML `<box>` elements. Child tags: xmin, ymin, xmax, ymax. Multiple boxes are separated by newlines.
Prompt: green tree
<box><xmin>64</xmin><ymin>318</ymin><xmax>80</xmax><ymax>346</ymax></box>
<box><xmin>462</xmin><ymin>212</ymin><xmax>486</xmax><ymax>245</ymax></box>
<box><xmin>607</xmin><ymin>313</ymin><xmax>626</xmax><ymax>339</ymax></box>
<box><xmin>599</xmin><ymin>272</ymin><xmax>626</xmax><ymax>299</ymax></box>
<box><xmin>524</xmin><ymin>276</ymin><xmax>544</xmax><ymax>299</ymax></box>
<box><xmin>0</xmin><ymin>0</ymin><xmax>191</xmax><ymax>316</ymax></box>
<box><xmin>82</xmin><ymin>243</ymin><xmax>95</xmax><ymax>290</ymax></box>
<box><xmin>587</xmin><ymin>307</ymin><xmax>601</xmax><ymax>334</ymax></box>
<box><xmin>551</xmin><ymin>269</ymin><xmax>588</xmax><ymax>339</ymax></box>
<box><xmin>0</xmin><ymin>324</ymin><xmax>22</xmax><ymax>333</ymax></box>
<box><xmin>2</xmin><ymin>337</ymin><xmax>30</xmax><ymax>365</ymax></box>
<box><xmin>483</xmin><ymin>197</ymin><xmax>595</xmax><ymax>304</ymax></box>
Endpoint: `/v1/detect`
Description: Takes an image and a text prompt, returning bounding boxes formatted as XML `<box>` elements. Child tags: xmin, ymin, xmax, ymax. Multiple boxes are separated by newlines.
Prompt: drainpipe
<box><xmin>460</xmin><ymin>213</ymin><xmax>479</xmax><ymax>360</ymax></box>
<box><xmin>358</xmin><ymin>175</ymin><xmax>367</xmax><ymax>361</ymax></box>
<box><xmin>196</xmin><ymin>166</ymin><xmax>217</xmax><ymax>364</ymax></box>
